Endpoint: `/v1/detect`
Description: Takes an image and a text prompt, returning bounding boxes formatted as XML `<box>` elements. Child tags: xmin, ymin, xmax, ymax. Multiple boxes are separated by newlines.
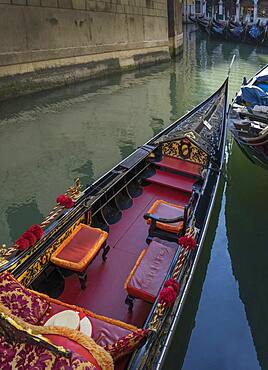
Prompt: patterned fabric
<box><xmin>0</xmin><ymin>272</ymin><xmax>50</xmax><ymax>325</ymax></box>
<box><xmin>0</xmin><ymin>336</ymin><xmax>98</xmax><ymax>370</ymax></box>
<box><xmin>104</xmin><ymin>329</ymin><xmax>149</xmax><ymax>361</ymax></box>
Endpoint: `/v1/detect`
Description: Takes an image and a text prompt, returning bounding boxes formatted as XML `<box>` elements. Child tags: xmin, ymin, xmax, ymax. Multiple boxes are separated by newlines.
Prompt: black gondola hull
<box><xmin>0</xmin><ymin>78</ymin><xmax>229</xmax><ymax>370</ymax></box>
<box><xmin>229</xmin><ymin>64</ymin><xmax>268</xmax><ymax>170</ymax></box>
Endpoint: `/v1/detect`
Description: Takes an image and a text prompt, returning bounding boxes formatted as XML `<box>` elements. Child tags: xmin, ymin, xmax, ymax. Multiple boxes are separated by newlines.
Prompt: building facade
<box><xmin>183</xmin><ymin>0</ymin><xmax>268</xmax><ymax>23</ymax></box>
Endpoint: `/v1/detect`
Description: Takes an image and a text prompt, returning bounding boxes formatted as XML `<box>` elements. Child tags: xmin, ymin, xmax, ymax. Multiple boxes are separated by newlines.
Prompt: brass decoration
<box><xmin>18</xmin><ymin>215</ymin><xmax>86</xmax><ymax>286</ymax></box>
<box><xmin>162</xmin><ymin>138</ymin><xmax>208</xmax><ymax>165</ymax></box>
<box><xmin>184</xmin><ymin>131</ymin><xmax>196</xmax><ymax>141</ymax></box>
<box><xmin>70</xmin><ymin>178</ymin><xmax>83</xmax><ymax>200</ymax></box>
<box><xmin>0</xmin><ymin>244</ymin><xmax>17</xmax><ymax>262</ymax></box>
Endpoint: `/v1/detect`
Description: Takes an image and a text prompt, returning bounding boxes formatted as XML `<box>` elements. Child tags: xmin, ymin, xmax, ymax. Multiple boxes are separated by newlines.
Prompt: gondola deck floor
<box><xmin>59</xmin><ymin>182</ymin><xmax>189</xmax><ymax>323</ymax></box>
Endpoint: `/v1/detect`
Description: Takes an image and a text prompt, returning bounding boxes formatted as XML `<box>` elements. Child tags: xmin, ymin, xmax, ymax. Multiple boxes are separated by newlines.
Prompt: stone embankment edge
<box><xmin>0</xmin><ymin>46</ymin><xmax>172</xmax><ymax>100</ymax></box>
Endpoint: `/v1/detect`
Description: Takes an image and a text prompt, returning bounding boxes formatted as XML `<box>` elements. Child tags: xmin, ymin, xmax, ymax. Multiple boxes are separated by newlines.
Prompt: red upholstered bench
<box><xmin>51</xmin><ymin>224</ymin><xmax>109</xmax><ymax>289</ymax></box>
<box><xmin>0</xmin><ymin>272</ymin><xmax>139</xmax><ymax>347</ymax></box>
<box><xmin>124</xmin><ymin>240</ymin><xmax>176</xmax><ymax>311</ymax></box>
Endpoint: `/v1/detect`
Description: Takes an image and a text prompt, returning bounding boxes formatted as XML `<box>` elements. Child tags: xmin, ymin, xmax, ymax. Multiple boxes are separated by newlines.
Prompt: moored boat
<box><xmin>192</xmin><ymin>16</ymin><xmax>268</xmax><ymax>47</ymax></box>
<box><xmin>195</xmin><ymin>16</ymin><xmax>210</xmax><ymax>32</ymax></box>
<box><xmin>229</xmin><ymin>65</ymin><xmax>268</xmax><ymax>170</ymax></box>
<box><xmin>244</xmin><ymin>21</ymin><xmax>265</xmax><ymax>45</ymax></box>
<box><xmin>0</xmin><ymin>78</ymin><xmax>228</xmax><ymax>369</ymax></box>
<box><xmin>207</xmin><ymin>20</ymin><xmax>227</xmax><ymax>40</ymax></box>
<box><xmin>227</xmin><ymin>23</ymin><xmax>245</xmax><ymax>42</ymax></box>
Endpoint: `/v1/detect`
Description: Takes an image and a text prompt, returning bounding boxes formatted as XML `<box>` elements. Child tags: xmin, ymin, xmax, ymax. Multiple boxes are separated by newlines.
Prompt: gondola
<box><xmin>229</xmin><ymin>65</ymin><xmax>268</xmax><ymax>170</ymax></box>
<box><xmin>0</xmin><ymin>78</ymin><xmax>228</xmax><ymax>369</ymax></box>
<box><xmin>193</xmin><ymin>16</ymin><xmax>268</xmax><ymax>47</ymax></box>
<box><xmin>261</xmin><ymin>23</ymin><xmax>268</xmax><ymax>46</ymax></box>
<box><xmin>195</xmin><ymin>16</ymin><xmax>210</xmax><ymax>32</ymax></box>
<box><xmin>188</xmin><ymin>14</ymin><xmax>204</xmax><ymax>24</ymax></box>
<box><xmin>207</xmin><ymin>20</ymin><xmax>227</xmax><ymax>40</ymax></box>
<box><xmin>188</xmin><ymin>14</ymin><xmax>197</xmax><ymax>23</ymax></box>
<box><xmin>244</xmin><ymin>21</ymin><xmax>265</xmax><ymax>45</ymax></box>
<box><xmin>227</xmin><ymin>23</ymin><xmax>245</xmax><ymax>42</ymax></box>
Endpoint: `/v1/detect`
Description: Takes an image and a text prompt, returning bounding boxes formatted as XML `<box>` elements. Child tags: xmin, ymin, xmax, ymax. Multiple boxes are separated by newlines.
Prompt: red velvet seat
<box><xmin>0</xmin><ymin>272</ymin><xmax>142</xmax><ymax>365</ymax></box>
<box><xmin>48</xmin><ymin>302</ymin><xmax>134</xmax><ymax>347</ymax></box>
<box><xmin>146</xmin><ymin>200</ymin><xmax>185</xmax><ymax>233</ymax></box>
<box><xmin>51</xmin><ymin>224</ymin><xmax>109</xmax><ymax>289</ymax></box>
<box><xmin>124</xmin><ymin>240</ymin><xmax>176</xmax><ymax>310</ymax></box>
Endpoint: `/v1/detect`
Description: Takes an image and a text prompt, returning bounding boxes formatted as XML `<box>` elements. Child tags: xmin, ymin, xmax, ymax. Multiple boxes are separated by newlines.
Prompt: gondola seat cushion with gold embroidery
<box><xmin>0</xmin><ymin>301</ymin><xmax>113</xmax><ymax>370</ymax></box>
<box><xmin>145</xmin><ymin>200</ymin><xmax>185</xmax><ymax>233</ymax></box>
<box><xmin>124</xmin><ymin>240</ymin><xmax>176</xmax><ymax>310</ymax></box>
<box><xmin>0</xmin><ymin>272</ymin><xmax>142</xmax><ymax>354</ymax></box>
<box><xmin>0</xmin><ymin>271</ymin><xmax>50</xmax><ymax>325</ymax></box>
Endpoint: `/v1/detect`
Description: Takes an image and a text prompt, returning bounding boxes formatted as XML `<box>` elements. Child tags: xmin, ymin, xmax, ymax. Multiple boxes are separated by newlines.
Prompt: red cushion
<box><xmin>146</xmin><ymin>200</ymin><xmax>184</xmax><ymax>233</ymax></box>
<box><xmin>126</xmin><ymin>241</ymin><xmax>176</xmax><ymax>303</ymax></box>
<box><xmin>48</xmin><ymin>302</ymin><xmax>133</xmax><ymax>347</ymax></box>
<box><xmin>51</xmin><ymin>224</ymin><xmax>108</xmax><ymax>271</ymax></box>
<box><xmin>44</xmin><ymin>334</ymin><xmax>101</xmax><ymax>369</ymax></box>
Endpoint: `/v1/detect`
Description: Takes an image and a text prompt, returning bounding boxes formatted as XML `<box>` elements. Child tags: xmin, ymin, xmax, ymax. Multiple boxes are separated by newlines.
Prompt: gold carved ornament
<box><xmin>0</xmin><ymin>179</ymin><xmax>83</xmax><ymax>266</ymax></box>
<box><xmin>162</xmin><ymin>139</ymin><xmax>208</xmax><ymax>166</ymax></box>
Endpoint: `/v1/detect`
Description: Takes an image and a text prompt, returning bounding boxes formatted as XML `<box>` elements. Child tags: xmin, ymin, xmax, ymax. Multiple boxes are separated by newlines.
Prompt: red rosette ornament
<box><xmin>28</xmin><ymin>224</ymin><xmax>43</xmax><ymax>240</ymax></box>
<box><xmin>178</xmin><ymin>235</ymin><xmax>196</xmax><ymax>250</ymax></box>
<box><xmin>15</xmin><ymin>237</ymin><xmax>30</xmax><ymax>251</ymax></box>
<box><xmin>164</xmin><ymin>278</ymin><xmax>180</xmax><ymax>293</ymax></box>
<box><xmin>159</xmin><ymin>278</ymin><xmax>180</xmax><ymax>308</ymax></box>
<box><xmin>159</xmin><ymin>287</ymin><xmax>177</xmax><ymax>307</ymax></box>
<box><xmin>22</xmin><ymin>231</ymin><xmax>37</xmax><ymax>246</ymax></box>
<box><xmin>56</xmin><ymin>194</ymin><xmax>74</xmax><ymax>209</ymax></box>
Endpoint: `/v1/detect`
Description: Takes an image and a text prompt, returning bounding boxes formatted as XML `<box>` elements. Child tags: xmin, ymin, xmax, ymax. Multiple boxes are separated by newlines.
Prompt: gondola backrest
<box><xmin>160</xmin><ymin>138</ymin><xmax>208</xmax><ymax>166</ymax></box>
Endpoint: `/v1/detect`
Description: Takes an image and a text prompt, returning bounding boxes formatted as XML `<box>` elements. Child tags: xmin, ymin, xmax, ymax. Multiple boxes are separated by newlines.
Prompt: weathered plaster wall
<box><xmin>0</xmin><ymin>2</ymin><xmax>175</xmax><ymax>98</ymax></box>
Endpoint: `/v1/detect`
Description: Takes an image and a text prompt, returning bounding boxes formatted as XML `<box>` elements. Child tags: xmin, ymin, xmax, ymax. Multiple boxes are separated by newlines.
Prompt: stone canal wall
<box><xmin>0</xmin><ymin>2</ymin><xmax>180</xmax><ymax>99</ymax></box>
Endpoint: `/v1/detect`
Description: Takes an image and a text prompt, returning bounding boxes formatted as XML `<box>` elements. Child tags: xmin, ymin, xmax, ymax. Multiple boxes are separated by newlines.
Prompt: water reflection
<box><xmin>165</xmin><ymin>28</ymin><xmax>268</xmax><ymax>370</ymax></box>
<box><xmin>6</xmin><ymin>200</ymin><xmax>43</xmax><ymax>242</ymax></box>
<box><xmin>226</xmin><ymin>143</ymin><xmax>268</xmax><ymax>369</ymax></box>
<box><xmin>164</xmin><ymin>178</ymin><xmax>225</xmax><ymax>370</ymax></box>
<box><xmin>0</xmin><ymin>62</ymin><xmax>173</xmax><ymax>244</ymax></box>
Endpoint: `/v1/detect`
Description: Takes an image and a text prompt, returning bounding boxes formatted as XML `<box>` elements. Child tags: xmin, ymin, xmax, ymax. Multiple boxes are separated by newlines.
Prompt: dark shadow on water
<box><xmin>164</xmin><ymin>178</ymin><xmax>225</xmax><ymax>369</ymax></box>
<box><xmin>6</xmin><ymin>200</ymin><xmax>43</xmax><ymax>241</ymax></box>
<box><xmin>226</xmin><ymin>142</ymin><xmax>268</xmax><ymax>370</ymax></box>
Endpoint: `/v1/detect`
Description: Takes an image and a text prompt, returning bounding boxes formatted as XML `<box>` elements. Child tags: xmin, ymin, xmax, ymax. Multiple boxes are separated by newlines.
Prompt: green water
<box><xmin>1</xmin><ymin>25</ymin><xmax>268</xmax><ymax>369</ymax></box>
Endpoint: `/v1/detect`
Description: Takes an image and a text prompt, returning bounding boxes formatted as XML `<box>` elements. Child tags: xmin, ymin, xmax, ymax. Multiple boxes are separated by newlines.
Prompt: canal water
<box><xmin>1</xmin><ymin>25</ymin><xmax>268</xmax><ymax>369</ymax></box>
